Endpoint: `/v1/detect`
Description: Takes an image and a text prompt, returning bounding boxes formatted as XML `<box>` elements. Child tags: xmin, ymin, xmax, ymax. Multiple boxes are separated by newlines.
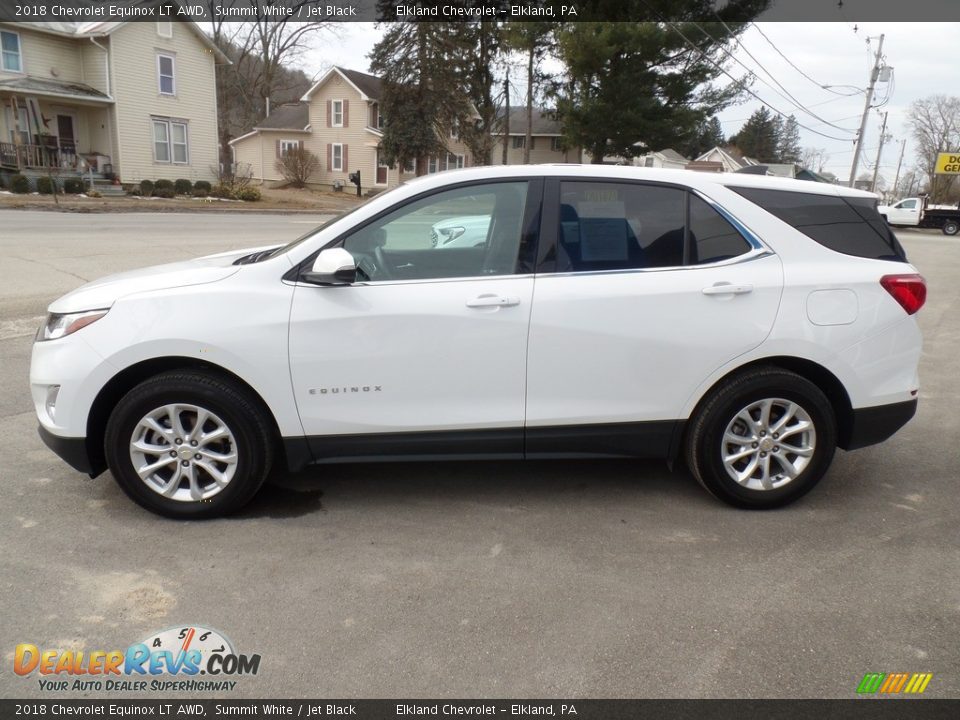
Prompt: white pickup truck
<box><xmin>878</xmin><ymin>197</ymin><xmax>960</xmax><ymax>235</ymax></box>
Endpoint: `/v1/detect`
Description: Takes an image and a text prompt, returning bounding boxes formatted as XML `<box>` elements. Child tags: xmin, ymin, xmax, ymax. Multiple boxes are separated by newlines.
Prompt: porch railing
<box><xmin>0</xmin><ymin>142</ymin><xmax>79</xmax><ymax>171</ymax></box>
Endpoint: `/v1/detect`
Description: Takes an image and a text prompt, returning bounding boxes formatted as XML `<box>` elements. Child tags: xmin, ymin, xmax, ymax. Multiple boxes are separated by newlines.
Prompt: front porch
<box><xmin>1</xmin><ymin>76</ymin><xmax>115</xmax><ymax>176</ymax></box>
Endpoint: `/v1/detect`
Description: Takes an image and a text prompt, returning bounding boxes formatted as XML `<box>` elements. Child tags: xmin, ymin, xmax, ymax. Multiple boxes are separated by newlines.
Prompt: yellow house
<box><xmin>0</xmin><ymin>20</ymin><xmax>227</xmax><ymax>188</ymax></box>
<box><xmin>230</xmin><ymin>66</ymin><xmax>474</xmax><ymax>192</ymax></box>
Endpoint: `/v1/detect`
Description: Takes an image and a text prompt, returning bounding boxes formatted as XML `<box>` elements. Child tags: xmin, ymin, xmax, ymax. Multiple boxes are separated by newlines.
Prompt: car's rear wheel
<box><xmin>685</xmin><ymin>368</ymin><xmax>836</xmax><ymax>509</ymax></box>
<box><xmin>943</xmin><ymin>220</ymin><xmax>959</xmax><ymax>236</ymax></box>
<box><xmin>105</xmin><ymin>372</ymin><xmax>273</xmax><ymax>519</ymax></box>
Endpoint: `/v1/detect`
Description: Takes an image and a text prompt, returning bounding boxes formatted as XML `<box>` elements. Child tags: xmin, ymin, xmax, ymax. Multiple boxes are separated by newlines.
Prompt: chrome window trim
<box><xmin>539</xmin><ymin>247</ymin><xmax>774</xmax><ymax>280</ymax></box>
<box><xmin>290</xmin><ymin>273</ymin><xmax>535</xmax><ymax>289</ymax></box>
<box><xmin>690</xmin><ymin>188</ymin><xmax>769</xmax><ymax>253</ymax></box>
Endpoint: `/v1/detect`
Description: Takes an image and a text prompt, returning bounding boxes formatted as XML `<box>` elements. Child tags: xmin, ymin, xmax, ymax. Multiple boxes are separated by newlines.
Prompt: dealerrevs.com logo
<box><xmin>14</xmin><ymin>625</ymin><xmax>261</xmax><ymax>692</ymax></box>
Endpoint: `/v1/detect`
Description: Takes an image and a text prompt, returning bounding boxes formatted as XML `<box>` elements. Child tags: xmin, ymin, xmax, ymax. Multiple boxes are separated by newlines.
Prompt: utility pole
<box><xmin>848</xmin><ymin>33</ymin><xmax>885</xmax><ymax>187</ymax></box>
<box><xmin>892</xmin><ymin>138</ymin><xmax>907</xmax><ymax>198</ymax></box>
<box><xmin>871</xmin><ymin>111</ymin><xmax>889</xmax><ymax>193</ymax></box>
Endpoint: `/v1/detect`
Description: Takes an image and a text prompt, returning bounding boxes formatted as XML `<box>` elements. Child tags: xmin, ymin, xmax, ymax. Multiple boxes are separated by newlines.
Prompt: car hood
<box><xmin>48</xmin><ymin>245</ymin><xmax>278</xmax><ymax>314</ymax></box>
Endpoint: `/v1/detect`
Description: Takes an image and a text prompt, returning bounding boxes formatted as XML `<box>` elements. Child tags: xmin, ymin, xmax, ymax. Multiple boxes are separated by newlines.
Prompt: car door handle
<box><xmin>702</xmin><ymin>283</ymin><xmax>754</xmax><ymax>296</ymax></box>
<box><xmin>466</xmin><ymin>294</ymin><xmax>521</xmax><ymax>308</ymax></box>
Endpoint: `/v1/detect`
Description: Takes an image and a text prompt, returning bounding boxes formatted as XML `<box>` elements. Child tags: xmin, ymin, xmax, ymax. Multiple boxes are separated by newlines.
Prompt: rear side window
<box><xmin>731</xmin><ymin>187</ymin><xmax>906</xmax><ymax>262</ymax></box>
<box><xmin>558</xmin><ymin>182</ymin><xmax>686</xmax><ymax>271</ymax></box>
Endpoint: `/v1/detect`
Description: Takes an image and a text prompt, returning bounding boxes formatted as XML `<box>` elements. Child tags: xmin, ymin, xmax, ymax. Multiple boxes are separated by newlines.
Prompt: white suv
<box><xmin>30</xmin><ymin>166</ymin><xmax>924</xmax><ymax>518</ymax></box>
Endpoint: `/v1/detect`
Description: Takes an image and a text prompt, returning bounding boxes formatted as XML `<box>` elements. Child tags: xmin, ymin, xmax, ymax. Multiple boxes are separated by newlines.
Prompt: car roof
<box><xmin>400</xmin><ymin>164</ymin><xmax>878</xmax><ymax>200</ymax></box>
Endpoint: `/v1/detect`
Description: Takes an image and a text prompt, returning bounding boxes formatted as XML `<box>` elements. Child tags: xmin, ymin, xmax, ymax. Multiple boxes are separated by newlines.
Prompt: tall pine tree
<box><xmin>778</xmin><ymin>115</ymin><xmax>802</xmax><ymax>164</ymax></box>
<box><xmin>551</xmin><ymin>1</ymin><xmax>769</xmax><ymax>163</ymax></box>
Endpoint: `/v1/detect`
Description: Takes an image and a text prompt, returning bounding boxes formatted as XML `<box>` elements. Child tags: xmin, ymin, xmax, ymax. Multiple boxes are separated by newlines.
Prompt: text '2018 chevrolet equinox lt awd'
<box><xmin>31</xmin><ymin>166</ymin><xmax>924</xmax><ymax>518</ymax></box>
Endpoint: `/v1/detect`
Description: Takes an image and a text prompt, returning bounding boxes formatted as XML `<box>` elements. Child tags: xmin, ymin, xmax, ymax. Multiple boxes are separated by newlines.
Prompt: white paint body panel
<box><xmin>29</xmin><ymin>165</ymin><xmax>922</xmax><ymax>454</ymax></box>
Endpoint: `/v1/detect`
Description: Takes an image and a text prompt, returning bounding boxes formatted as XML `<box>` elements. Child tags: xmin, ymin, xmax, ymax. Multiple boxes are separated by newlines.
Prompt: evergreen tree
<box><xmin>369</xmin><ymin>22</ymin><xmax>472</xmax><ymax>173</ymax></box>
<box><xmin>778</xmin><ymin>115</ymin><xmax>802</xmax><ymax>164</ymax></box>
<box><xmin>682</xmin><ymin>115</ymin><xmax>726</xmax><ymax>159</ymax></box>
<box><xmin>550</xmin><ymin>1</ymin><xmax>769</xmax><ymax>163</ymax></box>
<box><xmin>503</xmin><ymin>22</ymin><xmax>555</xmax><ymax>164</ymax></box>
<box><xmin>732</xmin><ymin>107</ymin><xmax>780</xmax><ymax>162</ymax></box>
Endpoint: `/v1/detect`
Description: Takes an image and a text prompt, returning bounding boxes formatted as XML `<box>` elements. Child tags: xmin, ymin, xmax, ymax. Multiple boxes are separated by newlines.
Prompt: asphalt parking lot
<box><xmin>0</xmin><ymin>211</ymin><xmax>958</xmax><ymax>699</ymax></box>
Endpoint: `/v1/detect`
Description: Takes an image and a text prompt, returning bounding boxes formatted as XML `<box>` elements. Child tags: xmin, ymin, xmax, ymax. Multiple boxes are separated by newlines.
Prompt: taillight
<box><xmin>880</xmin><ymin>274</ymin><xmax>926</xmax><ymax>315</ymax></box>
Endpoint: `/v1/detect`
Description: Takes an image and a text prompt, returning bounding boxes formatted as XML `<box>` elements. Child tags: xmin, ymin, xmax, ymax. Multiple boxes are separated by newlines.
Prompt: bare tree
<box><xmin>204</xmin><ymin>2</ymin><xmax>332</xmax><ymax>165</ymax></box>
<box><xmin>800</xmin><ymin>147</ymin><xmax>830</xmax><ymax>173</ymax></box>
<box><xmin>276</xmin><ymin>146</ymin><xmax>320</xmax><ymax>187</ymax></box>
<box><xmin>907</xmin><ymin>95</ymin><xmax>960</xmax><ymax>203</ymax></box>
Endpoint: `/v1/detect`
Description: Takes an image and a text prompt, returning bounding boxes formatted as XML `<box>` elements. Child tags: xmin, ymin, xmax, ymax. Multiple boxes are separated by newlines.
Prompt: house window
<box><xmin>153</xmin><ymin>118</ymin><xmax>189</xmax><ymax>164</ymax></box>
<box><xmin>450</xmin><ymin>119</ymin><xmax>459</xmax><ymax>140</ymax></box>
<box><xmin>157</xmin><ymin>54</ymin><xmax>176</xmax><ymax>95</ymax></box>
<box><xmin>551</xmin><ymin>137</ymin><xmax>563</xmax><ymax>152</ymax></box>
<box><xmin>371</xmin><ymin>103</ymin><xmax>384</xmax><ymax>129</ymax></box>
<box><xmin>403</xmin><ymin>157</ymin><xmax>416</xmax><ymax>174</ymax></box>
<box><xmin>332</xmin><ymin>143</ymin><xmax>343</xmax><ymax>171</ymax></box>
<box><xmin>157</xmin><ymin>21</ymin><xmax>172</xmax><ymax>38</ymax></box>
<box><xmin>511</xmin><ymin>136</ymin><xmax>525</xmax><ymax>150</ymax></box>
<box><xmin>280</xmin><ymin>140</ymin><xmax>300</xmax><ymax>155</ymax></box>
<box><xmin>447</xmin><ymin>153</ymin><xmax>464</xmax><ymax>170</ymax></box>
<box><xmin>332</xmin><ymin>100</ymin><xmax>343</xmax><ymax>127</ymax></box>
<box><xmin>1</xmin><ymin>30</ymin><xmax>22</xmax><ymax>73</ymax></box>
<box><xmin>428</xmin><ymin>157</ymin><xmax>438</xmax><ymax>174</ymax></box>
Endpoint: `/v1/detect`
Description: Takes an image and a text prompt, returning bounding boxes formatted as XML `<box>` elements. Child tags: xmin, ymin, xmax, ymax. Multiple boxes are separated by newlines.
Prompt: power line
<box><xmin>655</xmin><ymin>19</ymin><xmax>858</xmax><ymax>142</ymax></box>
<box><xmin>749</xmin><ymin>23</ymin><xmax>861</xmax><ymax>98</ymax></box>
<box><xmin>701</xmin><ymin>19</ymin><xmax>857</xmax><ymax>134</ymax></box>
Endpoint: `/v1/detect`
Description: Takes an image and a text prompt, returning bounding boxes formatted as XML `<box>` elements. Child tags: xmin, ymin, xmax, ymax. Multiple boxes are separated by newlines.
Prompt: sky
<box><xmin>299</xmin><ymin>22</ymin><xmax>956</xmax><ymax>186</ymax></box>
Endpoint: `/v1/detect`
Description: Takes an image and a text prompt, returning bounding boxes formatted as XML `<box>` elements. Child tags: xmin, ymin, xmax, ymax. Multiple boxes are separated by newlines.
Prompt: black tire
<box><xmin>685</xmin><ymin>367</ymin><xmax>836</xmax><ymax>509</ymax></box>
<box><xmin>104</xmin><ymin>371</ymin><xmax>274</xmax><ymax>519</ymax></box>
<box><xmin>943</xmin><ymin>220</ymin><xmax>959</xmax><ymax>236</ymax></box>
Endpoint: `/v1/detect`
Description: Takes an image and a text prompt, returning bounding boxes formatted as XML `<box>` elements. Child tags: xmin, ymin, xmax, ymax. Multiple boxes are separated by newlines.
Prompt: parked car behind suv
<box><xmin>31</xmin><ymin>166</ymin><xmax>924</xmax><ymax>518</ymax></box>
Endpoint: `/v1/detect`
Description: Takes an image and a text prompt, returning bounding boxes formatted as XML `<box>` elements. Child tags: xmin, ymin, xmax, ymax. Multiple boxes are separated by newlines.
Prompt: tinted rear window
<box><xmin>730</xmin><ymin>187</ymin><xmax>906</xmax><ymax>262</ymax></box>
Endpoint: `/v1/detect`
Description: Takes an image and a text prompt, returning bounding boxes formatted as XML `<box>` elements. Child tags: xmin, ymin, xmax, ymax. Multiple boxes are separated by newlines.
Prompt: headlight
<box><xmin>37</xmin><ymin>309</ymin><xmax>109</xmax><ymax>342</ymax></box>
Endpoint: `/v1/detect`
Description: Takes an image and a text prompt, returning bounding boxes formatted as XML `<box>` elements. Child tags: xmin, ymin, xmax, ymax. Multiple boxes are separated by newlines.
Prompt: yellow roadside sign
<box><xmin>935</xmin><ymin>152</ymin><xmax>960</xmax><ymax>174</ymax></box>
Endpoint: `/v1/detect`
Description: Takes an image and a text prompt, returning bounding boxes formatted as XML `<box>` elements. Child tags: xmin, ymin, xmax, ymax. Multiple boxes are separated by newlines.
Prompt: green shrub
<box><xmin>174</xmin><ymin>178</ymin><xmax>193</xmax><ymax>195</ymax></box>
<box><xmin>192</xmin><ymin>189</ymin><xmax>209</xmax><ymax>198</ymax></box>
<box><xmin>236</xmin><ymin>187</ymin><xmax>261</xmax><ymax>202</ymax></box>
<box><xmin>128</xmin><ymin>187</ymin><xmax>142</xmax><ymax>196</ymax></box>
<box><xmin>140</xmin><ymin>179</ymin><xmax>154</xmax><ymax>196</ymax></box>
<box><xmin>209</xmin><ymin>183</ymin><xmax>233</xmax><ymax>199</ymax></box>
<box><xmin>193</xmin><ymin>180</ymin><xmax>212</xmax><ymax>193</ymax></box>
<box><xmin>63</xmin><ymin>178</ymin><xmax>86</xmax><ymax>195</ymax></box>
<box><xmin>154</xmin><ymin>179</ymin><xmax>174</xmax><ymax>191</ymax></box>
<box><xmin>36</xmin><ymin>176</ymin><xmax>57</xmax><ymax>195</ymax></box>
<box><xmin>152</xmin><ymin>187</ymin><xmax>176</xmax><ymax>199</ymax></box>
<box><xmin>10</xmin><ymin>174</ymin><xmax>30</xmax><ymax>193</ymax></box>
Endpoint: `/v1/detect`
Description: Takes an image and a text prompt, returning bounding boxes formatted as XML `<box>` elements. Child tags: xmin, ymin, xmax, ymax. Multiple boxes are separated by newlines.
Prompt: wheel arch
<box><xmin>674</xmin><ymin>355</ymin><xmax>856</xmax><ymax>460</ymax></box>
<box><xmin>86</xmin><ymin>356</ymin><xmax>286</xmax><ymax>476</ymax></box>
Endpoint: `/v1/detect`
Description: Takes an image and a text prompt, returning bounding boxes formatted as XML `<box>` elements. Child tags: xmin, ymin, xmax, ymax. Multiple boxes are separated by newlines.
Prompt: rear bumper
<box><xmin>37</xmin><ymin>425</ymin><xmax>104</xmax><ymax>477</ymax></box>
<box><xmin>842</xmin><ymin>399</ymin><xmax>917</xmax><ymax>451</ymax></box>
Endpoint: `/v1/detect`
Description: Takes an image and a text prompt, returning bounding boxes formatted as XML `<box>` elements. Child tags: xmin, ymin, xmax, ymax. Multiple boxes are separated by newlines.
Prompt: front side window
<box><xmin>342</xmin><ymin>181</ymin><xmax>530</xmax><ymax>282</ymax></box>
<box><xmin>1</xmin><ymin>30</ymin><xmax>22</xmax><ymax>73</ymax></box>
<box><xmin>557</xmin><ymin>182</ymin><xmax>686</xmax><ymax>272</ymax></box>
<box><xmin>898</xmin><ymin>199</ymin><xmax>917</xmax><ymax>209</ymax></box>
<box><xmin>157</xmin><ymin>54</ymin><xmax>175</xmax><ymax>95</ymax></box>
<box><xmin>332</xmin><ymin>100</ymin><xmax>343</xmax><ymax>127</ymax></box>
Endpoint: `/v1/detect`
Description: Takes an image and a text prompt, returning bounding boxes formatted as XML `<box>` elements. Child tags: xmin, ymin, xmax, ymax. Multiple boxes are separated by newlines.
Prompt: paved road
<box><xmin>0</xmin><ymin>212</ymin><xmax>957</xmax><ymax>699</ymax></box>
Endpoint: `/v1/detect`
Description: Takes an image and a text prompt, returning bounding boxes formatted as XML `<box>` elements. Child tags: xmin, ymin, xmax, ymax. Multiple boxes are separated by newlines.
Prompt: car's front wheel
<box><xmin>105</xmin><ymin>371</ymin><xmax>274</xmax><ymax>519</ymax></box>
<box><xmin>685</xmin><ymin>368</ymin><xmax>837</xmax><ymax>509</ymax></box>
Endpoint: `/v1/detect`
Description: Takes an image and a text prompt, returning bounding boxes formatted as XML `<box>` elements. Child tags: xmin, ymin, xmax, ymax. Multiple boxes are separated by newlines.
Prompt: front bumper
<box><xmin>842</xmin><ymin>399</ymin><xmax>918</xmax><ymax>451</ymax></box>
<box><xmin>37</xmin><ymin>425</ymin><xmax>104</xmax><ymax>477</ymax></box>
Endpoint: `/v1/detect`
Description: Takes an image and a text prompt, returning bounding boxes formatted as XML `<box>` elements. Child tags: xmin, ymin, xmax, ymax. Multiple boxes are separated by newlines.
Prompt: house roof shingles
<box><xmin>499</xmin><ymin>108</ymin><xmax>562</xmax><ymax>136</ymax></box>
<box><xmin>337</xmin><ymin>67</ymin><xmax>382</xmax><ymax>101</ymax></box>
<box><xmin>256</xmin><ymin>102</ymin><xmax>309</xmax><ymax>131</ymax></box>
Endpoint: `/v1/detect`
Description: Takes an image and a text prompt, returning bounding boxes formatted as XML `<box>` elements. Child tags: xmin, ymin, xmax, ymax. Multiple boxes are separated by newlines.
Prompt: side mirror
<box><xmin>302</xmin><ymin>248</ymin><xmax>356</xmax><ymax>285</ymax></box>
